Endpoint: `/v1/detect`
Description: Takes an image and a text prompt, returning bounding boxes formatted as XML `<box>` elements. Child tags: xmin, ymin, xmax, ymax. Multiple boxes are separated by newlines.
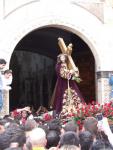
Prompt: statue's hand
<box><xmin>69</xmin><ymin>69</ymin><xmax>75</xmax><ymax>74</ymax></box>
<box><xmin>72</xmin><ymin>76</ymin><xmax>82</xmax><ymax>83</ymax></box>
<box><xmin>76</xmin><ymin>77</ymin><xmax>82</xmax><ymax>83</ymax></box>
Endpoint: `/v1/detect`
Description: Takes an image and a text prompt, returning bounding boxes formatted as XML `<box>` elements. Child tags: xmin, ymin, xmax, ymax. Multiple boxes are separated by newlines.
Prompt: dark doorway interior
<box><xmin>9</xmin><ymin>27</ymin><xmax>95</xmax><ymax>111</ymax></box>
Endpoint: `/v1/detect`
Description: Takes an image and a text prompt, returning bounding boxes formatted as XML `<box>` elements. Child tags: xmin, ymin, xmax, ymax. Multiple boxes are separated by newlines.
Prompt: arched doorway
<box><xmin>9</xmin><ymin>27</ymin><xmax>95</xmax><ymax>111</ymax></box>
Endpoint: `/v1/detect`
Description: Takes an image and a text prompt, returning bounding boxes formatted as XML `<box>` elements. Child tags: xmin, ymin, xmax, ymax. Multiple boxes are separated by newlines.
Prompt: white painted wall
<box><xmin>0</xmin><ymin>0</ymin><xmax>112</xmax><ymax>71</ymax></box>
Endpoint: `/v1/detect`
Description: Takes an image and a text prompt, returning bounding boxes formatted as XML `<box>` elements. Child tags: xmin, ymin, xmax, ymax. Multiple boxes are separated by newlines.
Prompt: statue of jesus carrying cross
<box><xmin>50</xmin><ymin>38</ymin><xmax>84</xmax><ymax>116</ymax></box>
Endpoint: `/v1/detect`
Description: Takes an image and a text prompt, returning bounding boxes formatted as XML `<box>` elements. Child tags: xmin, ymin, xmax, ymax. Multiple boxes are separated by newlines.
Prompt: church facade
<box><xmin>0</xmin><ymin>0</ymin><xmax>113</xmax><ymax>115</ymax></box>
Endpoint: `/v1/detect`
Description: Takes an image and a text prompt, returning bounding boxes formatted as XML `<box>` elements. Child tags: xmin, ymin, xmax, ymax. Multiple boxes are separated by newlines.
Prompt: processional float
<box><xmin>50</xmin><ymin>38</ymin><xmax>81</xmax><ymax>110</ymax></box>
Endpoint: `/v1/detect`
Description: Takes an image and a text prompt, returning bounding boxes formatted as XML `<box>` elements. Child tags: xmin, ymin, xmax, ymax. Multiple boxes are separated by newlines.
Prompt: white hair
<box><xmin>29</xmin><ymin>127</ymin><xmax>47</xmax><ymax>146</ymax></box>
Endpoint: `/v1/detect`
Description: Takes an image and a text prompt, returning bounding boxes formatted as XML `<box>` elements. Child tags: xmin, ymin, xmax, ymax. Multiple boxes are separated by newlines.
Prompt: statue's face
<box><xmin>60</xmin><ymin>55</ymin><xmax>66</xmax><ymax>63</ymax></box>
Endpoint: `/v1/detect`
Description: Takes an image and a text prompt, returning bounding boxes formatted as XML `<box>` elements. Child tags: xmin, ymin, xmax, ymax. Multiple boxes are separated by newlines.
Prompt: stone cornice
<box><xmin>96</xmin><ymin>71</ymin><xmax>113</xmax><ymax>79</ymax></box>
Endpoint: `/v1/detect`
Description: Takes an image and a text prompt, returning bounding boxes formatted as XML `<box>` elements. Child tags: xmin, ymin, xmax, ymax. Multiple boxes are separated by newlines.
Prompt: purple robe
<box><xmin>53</xmin><ymin>62</ymin><xmax>84</xmax><ymax>114</ymax></box>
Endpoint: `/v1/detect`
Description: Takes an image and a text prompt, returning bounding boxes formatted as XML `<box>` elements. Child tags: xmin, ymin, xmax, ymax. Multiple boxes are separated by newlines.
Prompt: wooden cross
<box><xmin>58</xmin><ymin>37</ymin><xmax>78</xmax><ymax>72</ymax></box>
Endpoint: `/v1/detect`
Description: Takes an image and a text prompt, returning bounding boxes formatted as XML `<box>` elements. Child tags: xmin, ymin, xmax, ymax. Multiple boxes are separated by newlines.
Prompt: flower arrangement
<box><xmin>43</xmin><ymin>112</ymin><xmax>53</xmax><ymax>121</ymax></box>
<box><xmin>60</xmin><ymin>101</ymin><xmax>113</xmax><ymax>129</ymax></box>
<box><xmin>32</xmin><ymin>101</ymin><xmax>113</xmax><ymax>130</ymax></box>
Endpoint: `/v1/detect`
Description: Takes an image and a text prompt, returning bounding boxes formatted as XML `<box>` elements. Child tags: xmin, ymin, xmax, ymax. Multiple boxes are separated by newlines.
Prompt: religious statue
<box><xmin>51</xmin><ymin>38</ymin><xmax>84</xmax><ymax>116</ymax></box>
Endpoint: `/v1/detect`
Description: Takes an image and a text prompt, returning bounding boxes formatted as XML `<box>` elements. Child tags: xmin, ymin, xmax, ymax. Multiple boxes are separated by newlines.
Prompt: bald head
<box><xmin>29</xmin><ymin>127</ymin><xmax>47</xmax><ymax>147</ymax></box>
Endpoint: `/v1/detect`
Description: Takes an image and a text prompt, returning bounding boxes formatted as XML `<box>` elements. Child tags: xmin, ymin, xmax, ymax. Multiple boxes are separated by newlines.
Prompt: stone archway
<box><xmin>0</xmin><ymin>0</ymin><xmax>109</xmax><ymax>115</ymax></box>
<box><xmin>0</xmin><ymin>0</ymin><xmax>102</xmax><ymax>67</ymax></box>
<box><xmin>9</xmin><ymin>27</ymin><xmax>95</xmax><ymax>111</ymax></box>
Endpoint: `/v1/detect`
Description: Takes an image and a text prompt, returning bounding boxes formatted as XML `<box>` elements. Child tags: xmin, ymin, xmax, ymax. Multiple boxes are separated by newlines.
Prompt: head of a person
<box><xmin>63</xmin><ymin>120</ymin><xmax>78</xmax><ymax>133</ymax></box>
<box><xmin>91</xmin><ymin>139</ymin><xmax>113</xmax><ymax>150</ymax></box>
<box><xmin>29</xmin><ymin>127</ymin><xmax>47</xmax><ymax>147</ymax></box>
<box><xmin>46</xmin><ymin>130</ymin><xmax>60</xmax><ymax>149</ymax></box>
<box><xmin>59</xmin><ymin>131</ymin><xmax>80</xmax><ymax>148</ymax></box>
<box><xmin>4</xmin><ymin>69</ymin><xmax>12</xmax><ymax>79</ymax></box>
<box><xmin>0</xmin><ymin>119</ymin><xmax>8</xmax><ymax>134</ymax></box>
<box><xmin>110</xmin><ymin>124</ymin><xmax>113</xmax><ymax>133</ymax></box>
<box><xmin>0</xmin><ymin>125</ymin><xmax>26</xmax><ymax>149</ymax></box>
<box><xmin>24</xmin><ymin>119</ymin><xmax>37</xmax><ymax>132</ymax></box>
<box><xmin>9</xmin><ymin>111</ymin><xmax>15</xmax><ymax>119</ymax></box>
<box><xmin>59</xmin><ymin>145</ymin><xmax>80</xmax><ymax>150</ymax></box>
<box><xmin>57</xmin><ymin>54</ymin><xmax>68</xmax><ymax>63</ymax></box>
<box><xmin>21</xmin><ymin>110</ymin><xmax>29</xmax><ymax>119</ymax></box>
<box><xmin>47</xmin><ymin>118</ymin><xmax>61</xmax><ymax>134</ymax></box>
<box><xmin>1</xmin><ymin>147</ymin><xmax>23</xmax><ymax>150</ymax></box>
<box><xmin>0</xmin><ymin>59</ymin><xmax>6</xmax><ymax>69</ymax></box>
<box><xmin>79</xmin><ymin>131</ymin><xmax>94</xmax><ymax>150</ymax></box>
<box><xmin>83</xmin><ymin>117</ymin><xmax>98</xmax><ymax>136</ymax></box>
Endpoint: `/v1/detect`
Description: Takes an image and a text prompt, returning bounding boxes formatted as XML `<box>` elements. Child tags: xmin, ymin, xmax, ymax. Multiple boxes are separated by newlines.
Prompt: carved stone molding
<box><xmin>96</xmin><ymin>71</ymin><xmax>113</xmax><ymax>79</ymax></box>
<box><xmin>0</xmin><ymin>90</ymin><xmax>9</xmax><ymax>117</ymax></box>
<box><xmin>96</xmin><ymin>71</ymin><xmax>112</xmax><ymax>103</ymax></box>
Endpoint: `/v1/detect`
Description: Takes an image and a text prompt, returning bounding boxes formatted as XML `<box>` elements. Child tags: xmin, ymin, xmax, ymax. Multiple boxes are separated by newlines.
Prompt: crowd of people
<box><xmin>0</xmin><ymin>107</ymin><xmax>113</xmax><ymax>150</ymax></box>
